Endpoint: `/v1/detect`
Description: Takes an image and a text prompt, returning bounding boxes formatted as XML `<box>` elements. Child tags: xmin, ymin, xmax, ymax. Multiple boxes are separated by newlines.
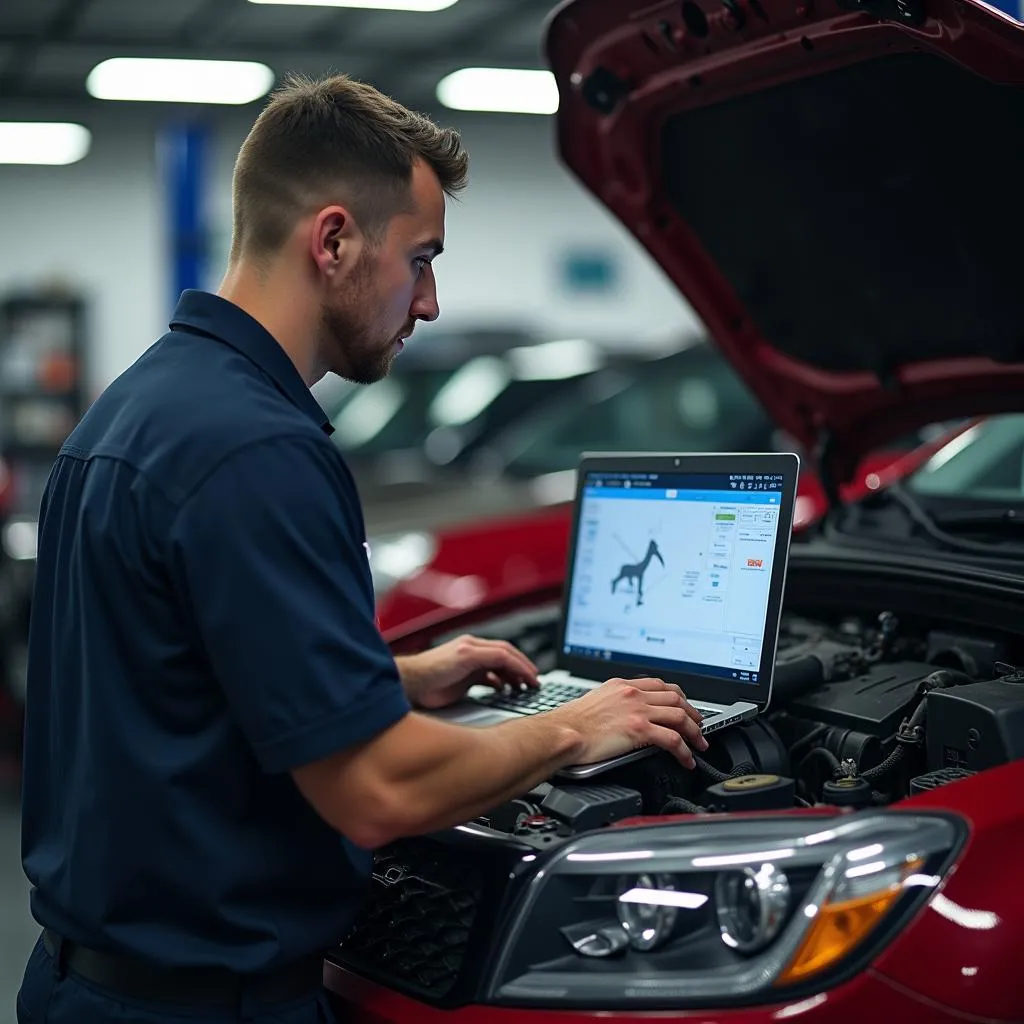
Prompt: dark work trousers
<box><xmin>16</xmin><ymin>937</ymin><xmax>340</xmax><ymax>1024</ymax></box>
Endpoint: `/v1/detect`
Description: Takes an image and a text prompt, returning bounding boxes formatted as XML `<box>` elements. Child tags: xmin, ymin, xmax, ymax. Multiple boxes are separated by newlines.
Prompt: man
<box><xmin>17</xmin><ymin>74</ymin><xmax>707</xmax><ymax>1024</ymax></box>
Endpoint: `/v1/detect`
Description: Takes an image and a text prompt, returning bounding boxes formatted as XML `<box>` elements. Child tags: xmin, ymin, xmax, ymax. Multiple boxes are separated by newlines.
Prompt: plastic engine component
<box><xmin>787</xmin><ymin>661</ymin><xmax>934</xmax><ymax>739</ymax></box>
<box><xmin>822</xmin><ymin>775</ymin><xmax>873</xmax><ymax>809</ymax></box>
<box><xmin>540</xmin><ymin>784</ymin><xmax>643</xmax><ymax>830</ymax></box>
<box><xmin>926</xmin><ymin>679</ymin><xmax>1024</xmax><ymax>771</ymax></box>
<box><xmin>701</xmin><ymin>773</ymin><xmax>795</xmax><ymax>812</ymax></box>
<box><xmin>909</xmin><ymin>767</ymin><xmax>976</xmax><ymax>795</ymax></box>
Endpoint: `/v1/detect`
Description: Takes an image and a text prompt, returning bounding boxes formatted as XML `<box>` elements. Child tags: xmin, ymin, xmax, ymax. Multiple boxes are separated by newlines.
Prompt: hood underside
<box><xmin>545</xmin><ymin>0</ymin><xmax>1024</xmax><ymax>492</ymax></box>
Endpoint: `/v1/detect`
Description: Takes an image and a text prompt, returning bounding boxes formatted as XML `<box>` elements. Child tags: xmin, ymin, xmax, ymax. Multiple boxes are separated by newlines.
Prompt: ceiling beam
<box><xmin>0</xmin><ymin>0</ymin><xmax>88</xmax><ymax>96</ymax></box>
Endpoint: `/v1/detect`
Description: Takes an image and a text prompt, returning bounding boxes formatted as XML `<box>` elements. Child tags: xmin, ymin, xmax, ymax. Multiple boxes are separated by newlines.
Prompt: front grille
<box><xmin>335</xmin><ymin>838</ymin><xmax>484</xmax><ymax>1000</ymax></box>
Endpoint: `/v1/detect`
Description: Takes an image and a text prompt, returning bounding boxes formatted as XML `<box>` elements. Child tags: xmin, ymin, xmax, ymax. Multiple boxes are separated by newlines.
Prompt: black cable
<box><xmin>694</xmin><ymin>756</ymin><xmax>756</xmax><ymax>784</ymax></box>
<box><xmin>860</xmin><ymin>744</ymin><xmax>907</xmax><ymax>783</ymax></box>
<box><xmin>661</xmin><ymin>797</ymin><xmax>708</xmax><ymax>815</ymax></box>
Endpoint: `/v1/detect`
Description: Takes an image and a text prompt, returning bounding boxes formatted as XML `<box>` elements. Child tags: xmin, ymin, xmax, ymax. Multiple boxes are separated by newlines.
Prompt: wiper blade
<box><xmin>932</xmin><ymin>507</ymin><xmax>1024</xmax><ymax>528</ymax></box>
<box><xmin>883</xmin><ymin>485</ymin><xmax>1024</xmax><ymax>555</ymax></box>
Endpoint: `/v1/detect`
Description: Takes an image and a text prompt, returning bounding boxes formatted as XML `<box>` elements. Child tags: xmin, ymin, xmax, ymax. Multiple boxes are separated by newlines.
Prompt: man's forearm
<box><xmin>300</xmin><ymin>711</ymin><xmax>585</xmax><ymax>849</ymax></box>
<box><xmin>394</xmin><ymin>713</ymin><xmax>585</xmax><ymax>836</ymax></box>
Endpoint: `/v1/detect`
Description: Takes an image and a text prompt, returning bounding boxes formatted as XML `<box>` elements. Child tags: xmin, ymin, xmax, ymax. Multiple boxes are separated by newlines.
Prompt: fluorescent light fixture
<box><xmin>249</xmin><ymin>0</ymin><xmax>457</xmax><ymax>7</ymax></box>
<box><xmin>437</xmin><ymin>68</ymin><xmax>558</xmax><ymax>114</ymax></box>
<box><xmin>0</xmin><ymin>123</ymin><xmax>91</xmax><ymax>165</ymax></box>
<box><xmin>86</xmin><ymin>58</ymin><xmax>274</xmax><ymax>104</ymax></box>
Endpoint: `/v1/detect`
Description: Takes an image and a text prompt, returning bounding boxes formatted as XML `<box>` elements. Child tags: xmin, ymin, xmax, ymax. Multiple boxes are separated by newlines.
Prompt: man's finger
<box><xmin>467</xmin><ymin>639</ymin><xmax>539</xmax><ymax>686</ymax></box>
<box><xmin>645</xmin><ymin>724</ymin><xmax>697</xmax><ymax>769</ymax></box>
<box><xmin>623</xmin><ymin>676</ymin><xmax>674</xmax><ymax>693</ymax></box>
<box><xmin>649</xmin><ymin>706</ymin><xmax>709</xmax><ymax>751</ymax></box>
<box><xmin>639</xmin><ymin>690</ymin><xmax>687</xmax><ymax>707</ymax></box>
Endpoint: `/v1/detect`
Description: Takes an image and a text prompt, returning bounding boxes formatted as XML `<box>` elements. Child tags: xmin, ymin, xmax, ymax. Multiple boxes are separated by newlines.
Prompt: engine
<box><xmin>432</xmin><ymin>605</ymin><xmax>1024</xmax><ymax>837</ymax></box>
<box><xmin>330</xmin><ymin>603</ymin><xmax>1024</xmax><ymax>1006</ymax></box>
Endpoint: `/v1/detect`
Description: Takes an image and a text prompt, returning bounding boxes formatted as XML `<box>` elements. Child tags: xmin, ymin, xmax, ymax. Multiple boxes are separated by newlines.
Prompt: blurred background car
<box><xmin>341</xmin><ymin>335</ymin><xmax>773</xmax><ymax>536</ymax></box>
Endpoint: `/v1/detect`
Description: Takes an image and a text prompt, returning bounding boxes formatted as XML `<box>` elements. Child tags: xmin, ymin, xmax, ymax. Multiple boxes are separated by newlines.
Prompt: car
<box><xmin>373</xmin><ymin>421</ymin><xmax>967</xmax><ymax>634</ymax></box>
<box><xmin>367</xmin><ymin>339</ymin><xmax>948</xmax><ymax>613</ymax></box>
<box><xmin>341</xmin><ymin>337</ymin><xmax>675</xmax><ymax>537</ymax></box>
<box><xmin>322</xmin><ymin>0</ymin><xmax>1024</xmax><ymax>1021</ymax></box>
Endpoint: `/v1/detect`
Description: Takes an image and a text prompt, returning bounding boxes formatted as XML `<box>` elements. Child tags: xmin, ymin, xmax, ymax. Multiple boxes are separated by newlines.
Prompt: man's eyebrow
<box><xmin>417</xmin><ymin>238</ymin><xmax>444</xmax><ymax>258</ymax></box>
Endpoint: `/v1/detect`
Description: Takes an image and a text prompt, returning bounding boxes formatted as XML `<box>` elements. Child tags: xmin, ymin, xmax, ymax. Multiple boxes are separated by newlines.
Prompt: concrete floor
<box><xmin>0</xmin><ymin>797</ymin><xmax>34</xmax><ymax>1024</ymax></box>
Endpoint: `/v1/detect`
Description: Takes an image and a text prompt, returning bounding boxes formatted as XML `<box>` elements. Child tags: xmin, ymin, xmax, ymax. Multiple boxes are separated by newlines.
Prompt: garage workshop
<box><xmin>1</xmin><ymin>0</ymin><xmax>1023</xmax><ymax>1021</ymax></box>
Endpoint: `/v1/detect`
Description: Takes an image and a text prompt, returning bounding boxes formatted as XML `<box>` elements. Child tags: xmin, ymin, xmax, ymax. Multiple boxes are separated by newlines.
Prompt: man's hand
<box><xmin>547</xmin><ymin>676</ymin><xmax>708</xmax><ymax>769</ymax></box>
<box><xmin>396</xmin><ymin>635</ymin><xmax>540</xmax><ymax>710</ymax></box>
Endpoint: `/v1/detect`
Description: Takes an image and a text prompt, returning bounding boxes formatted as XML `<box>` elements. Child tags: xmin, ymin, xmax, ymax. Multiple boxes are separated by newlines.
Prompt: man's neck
<box><xmin>217</xmin><ymin>261</ymin><xmax>321</xmax><ymax>386</ymax></box>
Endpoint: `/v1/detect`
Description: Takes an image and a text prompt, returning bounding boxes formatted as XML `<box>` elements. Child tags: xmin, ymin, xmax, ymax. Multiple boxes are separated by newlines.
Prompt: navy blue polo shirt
<box><xmin>20</xmin><ymin>289</ymin><xmax>411</xmax><ymax>972</ymax></box>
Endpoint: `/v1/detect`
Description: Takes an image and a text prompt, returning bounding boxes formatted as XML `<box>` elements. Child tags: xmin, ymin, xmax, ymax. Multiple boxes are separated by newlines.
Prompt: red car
<box><xmin>325</xmin><ymin>0</ymin><xmax>1024</xmax><ymax>1021</ymax></box>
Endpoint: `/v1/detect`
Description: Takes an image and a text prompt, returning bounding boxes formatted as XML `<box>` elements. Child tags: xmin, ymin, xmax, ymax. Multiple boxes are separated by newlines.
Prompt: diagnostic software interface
<box><xmin>563</xmin><ymin>470</ymin><xmax>784</xmax><ymax>684</ymax></box>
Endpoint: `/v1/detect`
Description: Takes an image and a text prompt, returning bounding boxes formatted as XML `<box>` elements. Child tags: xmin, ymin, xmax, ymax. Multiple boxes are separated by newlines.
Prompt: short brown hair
<box><xmin>229</xmin><ymin>72</ymin><xmax>468</xmax><ymax>264</ymax></box>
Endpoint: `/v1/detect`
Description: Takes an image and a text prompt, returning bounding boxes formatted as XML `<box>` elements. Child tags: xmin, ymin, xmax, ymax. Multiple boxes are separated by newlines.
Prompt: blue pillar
<box><xmin>160</xmin><ymin>123</ymin><xmax>209</xmax><ymax>309</ymax></box>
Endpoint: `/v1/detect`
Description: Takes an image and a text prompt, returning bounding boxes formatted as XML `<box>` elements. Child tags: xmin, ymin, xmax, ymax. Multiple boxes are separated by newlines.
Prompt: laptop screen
<box><xmin>562</xmin><ymin>469</ymin><xmax>785</xmax><ymax>686</ymax></box>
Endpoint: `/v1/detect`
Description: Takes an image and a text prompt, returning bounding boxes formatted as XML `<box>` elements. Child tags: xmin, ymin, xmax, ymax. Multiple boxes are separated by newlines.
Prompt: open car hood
<box><xmin>545</xmin><ymin>0</ymin><xmax>1023</xmax><ymax>498</ymax></box>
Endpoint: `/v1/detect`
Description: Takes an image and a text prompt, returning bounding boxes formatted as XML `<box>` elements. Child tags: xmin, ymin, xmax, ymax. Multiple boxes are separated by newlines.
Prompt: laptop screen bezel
<box><xmin>555</xmin><ymin>451</ymin><xmax>800</xmax><ymax>712</ymax></box>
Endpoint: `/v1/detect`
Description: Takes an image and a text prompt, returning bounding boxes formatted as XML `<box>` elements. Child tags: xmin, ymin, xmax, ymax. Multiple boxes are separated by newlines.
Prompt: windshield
<box><xmin>498</xmin><ymin>347</ymin><xmax>773</xmax><ymax>477</ymax></box>
<box><xmin>327</xmin><ymin>354</ymin><xmax>604</xmax><ymax>464</ymax></box>
<box><xmin>907</xmin><ymin>416</ymin><xmax>1024</xmax><ymax>501</ymax></box>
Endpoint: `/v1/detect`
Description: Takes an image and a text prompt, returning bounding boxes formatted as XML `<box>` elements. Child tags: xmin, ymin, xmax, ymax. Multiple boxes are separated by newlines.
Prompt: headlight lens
<box><xmin>716</xmin><ymin>863</ymin><xmax>791</xmax><ymax>954</ymax></box>
<box><xmin>488</xmin><ymin>812</ymin><xmax>963</xmax><ymax>1009</ymax></box>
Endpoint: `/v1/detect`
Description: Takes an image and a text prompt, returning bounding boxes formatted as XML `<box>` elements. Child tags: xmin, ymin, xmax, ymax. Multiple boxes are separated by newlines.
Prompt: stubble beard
<box><xmin>320</xmin><ymin>254</ymin><xmax>398</xmax><ymax>385</ymax></box>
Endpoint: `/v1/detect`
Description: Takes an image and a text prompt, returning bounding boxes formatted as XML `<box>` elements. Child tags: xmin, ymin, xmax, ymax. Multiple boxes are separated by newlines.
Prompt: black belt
<box><xmin>42</xmin><ymin>929</ymin><xmax>324</xmax><ymax>1008</ymax></box>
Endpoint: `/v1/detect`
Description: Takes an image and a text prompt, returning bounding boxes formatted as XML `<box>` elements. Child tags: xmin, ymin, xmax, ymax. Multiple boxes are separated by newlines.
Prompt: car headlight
<box><xmin>488</xmin><ymin>811</ymin><xmax>964</xmax><ymax>1009</ymax></box>
<box><xmin>365</xmin><ymin>531</ymin><xmax>436</xmax><ymax>596</ymax></box>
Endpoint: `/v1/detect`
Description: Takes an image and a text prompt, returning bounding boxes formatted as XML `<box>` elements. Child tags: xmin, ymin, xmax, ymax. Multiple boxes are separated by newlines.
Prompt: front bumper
<box><xmin>324</xmin><ymin>963</ymin><xmax>969</xmax><ymax>1024</ymax></box>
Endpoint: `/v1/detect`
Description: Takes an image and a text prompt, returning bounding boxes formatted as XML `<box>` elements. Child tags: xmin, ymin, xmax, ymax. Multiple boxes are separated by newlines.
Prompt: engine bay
<box><xmin>333</xmin><ymin>572</ymin><xmax>1024</xmax><ymax>1006</ymax></box>
<box><xmin>434</xmin><ymin>601</ymin><xmax>1024</xmax><ymax>844</ymax></box>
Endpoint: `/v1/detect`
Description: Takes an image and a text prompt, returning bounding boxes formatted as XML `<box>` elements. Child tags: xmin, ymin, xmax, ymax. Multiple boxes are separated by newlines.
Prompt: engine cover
<box><xmin>926</xmin><ymin>678</ymin><xmax>1024</xmax><ymax>771</ymax></box>
<box><xmin>785</xmin><ymin>661</ymin><xmax>935</xmax><ymax>739</ymax></box>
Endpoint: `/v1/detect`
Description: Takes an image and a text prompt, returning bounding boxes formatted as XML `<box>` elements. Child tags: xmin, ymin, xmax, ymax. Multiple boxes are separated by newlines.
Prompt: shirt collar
<box><xmin>169</xmin><ymin>289</ymin><xmax>334</xmax><ymax>436</ymax></box>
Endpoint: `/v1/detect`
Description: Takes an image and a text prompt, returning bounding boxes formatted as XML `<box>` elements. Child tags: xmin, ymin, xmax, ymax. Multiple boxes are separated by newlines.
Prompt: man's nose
<box><xmin>411</xmin><ymin>266</ymin><xmax>440</xmax><ymax>322</ymax></box>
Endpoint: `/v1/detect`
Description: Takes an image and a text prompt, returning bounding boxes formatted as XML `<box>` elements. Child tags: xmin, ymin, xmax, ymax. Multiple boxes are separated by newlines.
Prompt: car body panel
<box><xmin>324</xmin><ymin>963</ymin><xmax>977</xmax><ymax>1023</ymax></box>
<box><xmin>873</xmin><ymin>760</ymin><xmax>1024</xmax><ymax>1021</ymax></box>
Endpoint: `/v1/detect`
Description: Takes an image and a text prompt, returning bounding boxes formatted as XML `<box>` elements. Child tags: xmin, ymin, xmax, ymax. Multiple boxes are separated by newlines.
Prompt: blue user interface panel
<box><xmin>563</xmin><ymin>471</ymin><xmax>784</xmax><ymax>683</ymax></box>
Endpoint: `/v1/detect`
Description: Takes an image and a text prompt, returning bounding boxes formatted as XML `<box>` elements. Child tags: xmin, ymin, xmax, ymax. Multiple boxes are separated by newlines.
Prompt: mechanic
<box><xmin>16</xmin><ymin>73</ymin><xmax>708</xmax><ymax>1024</ymax></box>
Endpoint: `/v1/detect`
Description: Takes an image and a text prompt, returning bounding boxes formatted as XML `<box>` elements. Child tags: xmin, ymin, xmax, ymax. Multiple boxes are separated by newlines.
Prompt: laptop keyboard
<box><xmin>474</xmin><ymin>682</ymin><xmax>708</xmax><ymax>720</ymax></box>
<box><xmin>474</xmin><ymin>682</ymin><xmax>590</xmax><ymax>715</ymax></box>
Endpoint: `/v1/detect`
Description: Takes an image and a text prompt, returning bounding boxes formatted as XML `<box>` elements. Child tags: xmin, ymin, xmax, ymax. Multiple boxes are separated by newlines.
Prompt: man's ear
<box><xmin>310</xmin><ymin>205</ymin><xmax>362</xmax><ymax>278</ymax></box>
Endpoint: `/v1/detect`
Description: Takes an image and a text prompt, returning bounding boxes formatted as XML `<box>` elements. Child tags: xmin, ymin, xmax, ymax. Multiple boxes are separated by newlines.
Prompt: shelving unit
<box><xmin>0</xmin><ymin>291</ymin><xmax>89</xmax><ymax>519</ymax></box>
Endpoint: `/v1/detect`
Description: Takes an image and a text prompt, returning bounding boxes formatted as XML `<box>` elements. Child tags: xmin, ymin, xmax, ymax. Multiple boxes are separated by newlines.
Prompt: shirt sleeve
<box><xmin>167</xmin><ymin>434</ymin><xmax>411</xmax><ymax>774</ymax></box>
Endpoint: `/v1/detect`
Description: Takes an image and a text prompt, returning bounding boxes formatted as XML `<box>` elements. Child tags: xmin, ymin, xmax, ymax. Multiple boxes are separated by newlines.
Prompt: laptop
<box><xmin>430</xmin><ymin>451</ymin><xmax>800</xmax><ymax>778</ymax></box>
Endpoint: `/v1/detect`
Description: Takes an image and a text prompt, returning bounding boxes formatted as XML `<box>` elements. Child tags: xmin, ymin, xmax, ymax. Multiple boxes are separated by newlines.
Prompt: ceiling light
<box><xmin>0</xmin><ymin>123</ymin><xmax>91</xmax><ymax>165</ymax></box>
<box><xmin>436</xmin><ymin>68</ymin><xmax>558</xmax><ymax>114</ymax></box>
<box><xmin>86</xmin><ymin>58</ymin><xmax>274</xmax><ymax>105</ymax></box>
<box><xmin>248</xmin><ymin>0</ymin><xmax>457</xmax><ymax>9</ymax></box>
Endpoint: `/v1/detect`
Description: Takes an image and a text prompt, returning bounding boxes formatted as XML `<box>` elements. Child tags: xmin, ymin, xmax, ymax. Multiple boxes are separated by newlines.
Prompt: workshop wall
<box><xmin>0</xmin><ymin>104</ymin><xmax>699</xmax><ymax>395</ymax></box>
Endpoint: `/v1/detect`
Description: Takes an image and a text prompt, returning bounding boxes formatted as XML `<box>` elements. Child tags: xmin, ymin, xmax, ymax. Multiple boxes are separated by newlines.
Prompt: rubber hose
<box><xmin>798</xmin><ymin>747</ymin><xmax>841</xmax><ymax>778</ymax></box>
